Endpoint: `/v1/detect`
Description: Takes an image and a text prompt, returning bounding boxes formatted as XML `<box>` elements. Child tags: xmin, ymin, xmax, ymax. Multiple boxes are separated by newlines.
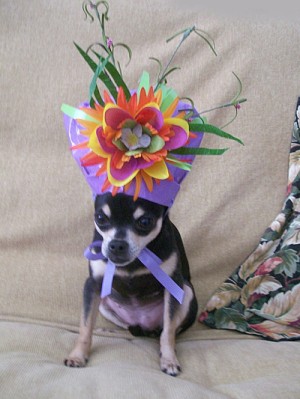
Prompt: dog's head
<box><xmin>94</xmin><ymin>193</ymin><xmax>167</xmax><ymax>266</ymax></box>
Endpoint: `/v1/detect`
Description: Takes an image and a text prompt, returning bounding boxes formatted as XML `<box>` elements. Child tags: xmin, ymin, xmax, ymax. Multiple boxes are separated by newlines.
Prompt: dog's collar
<box><xmin>84</xmin><ymin>241</ymin><xmax>184</xmax><ymax>304</ymax></box>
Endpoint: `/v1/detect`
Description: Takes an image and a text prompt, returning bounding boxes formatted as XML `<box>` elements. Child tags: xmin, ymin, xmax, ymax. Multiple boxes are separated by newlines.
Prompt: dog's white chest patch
<box><xmin>102</xmin><ymin>296</ymin><xmax>164</xmax><ymax>330</ymax></box>
<box><xmin>90</xmin><ymin>259</ymin><xmax>106</xmax><ymax>279</ymax></box>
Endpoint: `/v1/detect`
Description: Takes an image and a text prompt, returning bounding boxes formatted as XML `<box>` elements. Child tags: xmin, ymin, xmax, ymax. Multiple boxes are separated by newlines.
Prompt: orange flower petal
<box><xmin>79</xmin><ymin>107</ymin><xmax>103</xmax><ymax>122</ymax></box>
<box><xmin>128</xmin><ymin>92</ymin><xmax>138</xmax><ymax>116</ymax></box>
<box><xmin>71</xmin><ymin>141</ymin><xmax>89</xmax><ymax>150</ymax></box>
<box><xmin>155</xmin><ymin>89</ymin><xmax>163</xmax><ymax>107</ymax></box>
<box><xmin>162</xmin><ymin>97</ymin><xmax>179</xmax><ymax>119</ymax></box>
<box><xmin>101</xmin><ymin>177</ymin><xmax>112</xmax><ymax>193</ymax></box>
<box><xmin>116</xmin><ymin>87</ymin><xmax>128</xmax><ymax>112</ymax></box>
<box><xmin>81</xmin><ymin>151</ymin><xmax>104</xmax><ymax>167</ymax></box>
<box><xmin>96</xmin><ymin>162</ymin><xmax>108</xmax><ymax>176</ymax></box>
<box><xmin>141</xmin><ymin>170</ymin><xmax>153</xmax><ymax>192</ymax></box>
<box><xmin>133</xmin><ymin>173</ymin><xmax>142</xmax><ymax>201</ymax></box>
<box><xmin>104</xmin><ymin>90</ymin><xmax>114</xmax><ymax>104</ymax></box>
<box><xmin>112</xmin><ymin>185</ymin><xmax>119</xmax><ymax>196</ymax></box>
<box><xmin>77</xmin><ymin>120</ymin><xmax>99</xmax><ymax>136</ymax></box>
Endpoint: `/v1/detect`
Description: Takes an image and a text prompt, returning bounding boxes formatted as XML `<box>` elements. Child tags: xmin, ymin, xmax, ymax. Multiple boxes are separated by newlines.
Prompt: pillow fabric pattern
<box><xmin>200</xmin><ymin>98</ymin><xmax>300</xmax><ymax>341</ymax></box>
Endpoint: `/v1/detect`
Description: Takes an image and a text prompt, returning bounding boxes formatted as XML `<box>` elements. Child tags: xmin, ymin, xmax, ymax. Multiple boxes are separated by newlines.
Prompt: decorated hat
<box><xmin>62</xmin><ymin>2</ymin><xmax>245</xmax><ymax>208</ymax></box>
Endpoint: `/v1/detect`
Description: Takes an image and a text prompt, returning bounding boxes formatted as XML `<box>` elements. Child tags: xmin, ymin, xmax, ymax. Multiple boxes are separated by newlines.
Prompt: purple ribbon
<box><xmin>84</xmin><ymin>241</ymin><xmax>184</xmax><ymax>304</ymax></box>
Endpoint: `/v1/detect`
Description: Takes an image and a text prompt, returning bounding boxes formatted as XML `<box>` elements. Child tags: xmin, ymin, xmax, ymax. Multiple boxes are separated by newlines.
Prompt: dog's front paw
<box><xmin>64</xmin><ymin>355</ymin><xmax>88</xmax><ymax>368</ymax></box>
<box><xmin>160</xmin><ymin>354</ymin><xmax>181</xmax><ymax>377</ymax></box>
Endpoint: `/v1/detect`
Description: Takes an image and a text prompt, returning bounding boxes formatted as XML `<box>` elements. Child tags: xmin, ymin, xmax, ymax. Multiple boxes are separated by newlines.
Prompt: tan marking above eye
<box><xmin>133</xmin><ymin>207</ymin><xmax>145</xmax><ymax>220</ymax></box>
<box><xmin>101</xmin><ymin>204</ymin><xmax>111</xmax><ymax>218</ymax></box>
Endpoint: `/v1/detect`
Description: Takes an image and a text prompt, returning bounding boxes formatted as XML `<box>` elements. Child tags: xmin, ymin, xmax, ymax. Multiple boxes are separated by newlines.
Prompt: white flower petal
<box><xmin>133</xmin><ymin>124</ymin><xmax>143</xmax><ymax>138</ymax></box>
<box><xmin>139</xmin><ymin>134</ymin><xmax>151</xmax><ymax>148</ymax></box>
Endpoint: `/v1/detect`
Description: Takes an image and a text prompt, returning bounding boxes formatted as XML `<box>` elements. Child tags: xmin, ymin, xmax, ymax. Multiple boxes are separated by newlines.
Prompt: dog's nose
<box><xmin>108</xmin><ymin>240</ymin><xmax>129</xmax><ymax>256</ymax></box>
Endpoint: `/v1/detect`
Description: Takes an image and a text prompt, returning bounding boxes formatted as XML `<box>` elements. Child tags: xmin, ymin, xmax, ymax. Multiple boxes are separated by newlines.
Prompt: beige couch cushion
<box><xmin>1</xmin><ymin>321</ymin><xmax>299</xmax><ymax>399</ymax></box>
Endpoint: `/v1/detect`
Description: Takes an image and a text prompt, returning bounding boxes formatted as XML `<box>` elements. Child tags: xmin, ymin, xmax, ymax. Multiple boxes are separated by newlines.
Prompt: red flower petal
<box><xmin>96</xmin><ymin>127</ymin><xmax>115</xmax><ymax>154</ymax></box>
<box><xmin>135</xmin><ymin>106</ymin><xmax>164</xmax><ymax>130</ymax></box>
<box><xmin>104</xmin><ymin>106</ymin><xmax>133</xmax><ymax>129</ymax></box>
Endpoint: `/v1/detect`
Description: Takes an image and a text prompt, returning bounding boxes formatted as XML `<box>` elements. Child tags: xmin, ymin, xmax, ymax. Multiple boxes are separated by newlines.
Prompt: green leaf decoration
<box><xmin>166</xmin><ymin>156</ymin><xmax>192</xmax><ymax>171</ymax></box>
<box><xmin>74</xmin><ymin>43</ymin><xmax>115</xmax><ymax>104</ymax></box>
<box><xmin>89</xmin><ymin>97</ymin><xmax>96</xmax><ymax>109</ymax></box>
<box><xmin>122</xmin><ymin>120</ymin><xmax>136</xmax><ymax>129</ymax></box>
<box><xmin>89</xmin><ymin>54</ymin><xmax>112</xmax><ymax>103</ymax></box>
<box><xmin>112</xmin><ymin>139</ymin><xmax>127</xmax><ymax>151</ymax></box>
<box><xmin>92</xmin><ymin>50</ymin><xmax>131</xmax><ymax>100</ymax></box>
<box><xmin>125</xmin><ymin>149</ymin><xmax>143</xmax><ymax>156</ymax></box>
<box><xmin>146</xmin><ymin>135</ymin><xmax>165</xmax><ymax>153</ymax></box>
<box><xmin>74</xmin><ymin>43</ymin><xmax>131</xmax><ymax>104</ymax></box>
<box><xmin>92</xmin><ymin>87</ymin><xmax>104</xmax><ymax>107</ymax></box>
<box><xmin>138</xmin><ymin>71</ymin><xmax>150</xmax><ymax>98</ymax></box>
<box><xmin>189</xmin><ymin>115</ymin><xmax>207</xmax><ymax>124</ymax></box>
<box><xmin>159</xmin><ymin>84</ymin><xmax>178</xmax><ymax>112</ymax></box>
<box><xmin>170</xmin><ymin>147</ymin><xmax>228</xmax><ymax>156</ymax></box>
<box><xmin>189</xmin><ymin>122</ymin><xmax>244</xmax><ymax>145</ymax></box>
<box><xmin>61</xmin><ymin>104</ymin><xmax>100</xmax><ymax>124</ymax></box>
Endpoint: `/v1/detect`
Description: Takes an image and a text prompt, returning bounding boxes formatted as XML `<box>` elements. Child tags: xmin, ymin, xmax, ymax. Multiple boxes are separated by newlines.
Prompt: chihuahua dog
<box><xmin>64</xmin><ymin>193</ymin><xmax>198</xmax><ymax>376</ymax></box>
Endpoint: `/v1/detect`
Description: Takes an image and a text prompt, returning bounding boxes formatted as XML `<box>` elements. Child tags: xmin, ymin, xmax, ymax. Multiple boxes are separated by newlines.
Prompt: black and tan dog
<box><xmin>65</xmin><ymin>193</ymin><xmax>198</xmax><ymax>376</ymax></box>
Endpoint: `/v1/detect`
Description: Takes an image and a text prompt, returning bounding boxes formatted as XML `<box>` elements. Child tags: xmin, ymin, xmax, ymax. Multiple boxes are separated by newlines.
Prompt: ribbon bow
<box><xmin>84</xmin><ymin>241</ymin><xmax>184</xmax><ymax>304</ymax></box>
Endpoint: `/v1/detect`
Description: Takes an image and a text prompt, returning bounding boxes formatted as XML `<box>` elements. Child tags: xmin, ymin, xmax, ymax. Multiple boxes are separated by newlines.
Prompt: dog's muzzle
<box><xmin>107</xmin><ymin>239</ymin><xmax>130</xmax><ymax>264</ymax></box>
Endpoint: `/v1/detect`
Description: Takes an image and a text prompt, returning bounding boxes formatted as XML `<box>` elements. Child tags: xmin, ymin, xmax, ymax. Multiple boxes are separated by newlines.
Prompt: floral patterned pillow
<box><xmin>199</xmin><ymin>98</ymin><xmax>300</xmax><ymax>341</ymax></box>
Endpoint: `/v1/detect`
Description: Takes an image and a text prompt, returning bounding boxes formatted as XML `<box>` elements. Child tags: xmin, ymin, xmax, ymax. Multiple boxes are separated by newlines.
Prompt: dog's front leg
<box><xmin>160</xmin><ymin>284</ymin><xmax>195</xmax><ymax>376</ymax></box>
<box><xmin>160</xmin><ymin>290</ymin><xmax>182</xmax><ymax>376</ymax></box>
<box><xmin>65</xmin><ymin>277</ymin><xmax>100</xmax><ymax>367</ymax></box>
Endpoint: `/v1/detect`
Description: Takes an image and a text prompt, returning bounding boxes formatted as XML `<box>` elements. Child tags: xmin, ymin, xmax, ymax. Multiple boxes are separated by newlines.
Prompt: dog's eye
<box><xmin>96</xmin><ymin>212</ymin><xmax>109</xmax><ymax>227</ymax></box>
<box><xmin>136</xmin><ymin>216</ymin><xmax>154</xmax><ymax>230</ymax></box>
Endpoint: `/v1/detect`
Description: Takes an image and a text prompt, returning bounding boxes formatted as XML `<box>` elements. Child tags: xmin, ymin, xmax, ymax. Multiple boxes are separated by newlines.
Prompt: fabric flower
<box><xmin>74</xmin><ymin>85</ymin><xmax>190</xmax><ymax>198</ymax></box>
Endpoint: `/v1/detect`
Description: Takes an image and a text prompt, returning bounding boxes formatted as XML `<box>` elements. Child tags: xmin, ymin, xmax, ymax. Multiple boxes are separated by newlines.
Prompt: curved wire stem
<box><xmin>154</xmin><ymin>26</ymin><xmax>217</xmax><ymax>90</ymax></box>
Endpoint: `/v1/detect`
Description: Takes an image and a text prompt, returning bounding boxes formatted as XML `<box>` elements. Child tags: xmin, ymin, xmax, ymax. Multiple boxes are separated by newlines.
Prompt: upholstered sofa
<box><xmin>1</xmin><ymin>1</ymin><xmax>300</xmax><ymax>398</ymax></box>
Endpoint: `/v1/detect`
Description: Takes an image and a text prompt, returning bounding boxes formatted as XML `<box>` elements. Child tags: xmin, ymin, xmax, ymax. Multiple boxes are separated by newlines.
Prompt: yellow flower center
<box><xmin>127</xmin><ymin>132</ymin><xmax>139</xmax><ymax>147</ymax></box>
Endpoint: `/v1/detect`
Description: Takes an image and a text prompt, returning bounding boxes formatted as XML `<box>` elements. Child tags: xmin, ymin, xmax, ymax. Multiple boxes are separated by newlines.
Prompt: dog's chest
<box><xmin>102</xmin><ymin>294</ymin><xmax>164</xmax><ymax>330</ymax></box>
<box><xmin>112</xmin><ymin>269</ymin><xmax>164</xmax><ymax>298</ymax></box>
<box><xmin>90</xmin><ymin>258</ymin><xmax>169</xmax><ymax>298</ymax></box>
<box><xmin>101</xmin><ymin>265</ymin><xmax>165</xmax><ymax>330</ymax></box>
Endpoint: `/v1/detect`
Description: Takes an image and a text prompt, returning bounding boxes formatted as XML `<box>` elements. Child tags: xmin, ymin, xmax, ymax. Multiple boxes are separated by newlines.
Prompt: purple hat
<box><xmin>61</xmin><ymin>10</ymin><xmax>244</xmax><ymax>207</ymax></box>
<box><xmin>62</xmin><ymin>88</ymin><xmax>204</xmax><ymax>208</ymax></box>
